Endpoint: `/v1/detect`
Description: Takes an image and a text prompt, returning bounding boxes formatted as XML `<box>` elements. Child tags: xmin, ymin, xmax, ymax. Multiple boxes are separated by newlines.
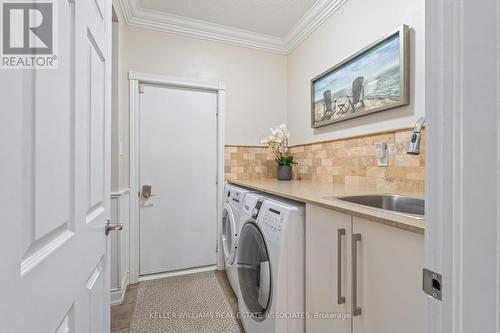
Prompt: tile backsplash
<box><xmin>225</xmin><ymin>128</ymin><xmax>425</xmax><ymax>193</ymax></box>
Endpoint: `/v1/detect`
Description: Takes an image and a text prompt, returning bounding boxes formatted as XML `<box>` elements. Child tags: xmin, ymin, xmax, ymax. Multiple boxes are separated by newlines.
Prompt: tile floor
<box><xmin>110</xmin><ymin>271</ymin><xmax>241</xmax><ymax>333</ymax></box>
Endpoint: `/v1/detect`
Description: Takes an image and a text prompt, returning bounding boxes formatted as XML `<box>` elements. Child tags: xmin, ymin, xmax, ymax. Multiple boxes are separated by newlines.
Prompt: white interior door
<box><xmin>0</xmin><ymin>0</ymin><xmax>112</xmax><ymax>332</ymax></box>
<box><xmin>425</xmin><ymin>0</ymin><xmax>500</xmax><ymax>331</ymax></box>
<box><xmin>139</xmin><ymin>84</ymin><xmax>218</xmax><ymax>276</ymax></box>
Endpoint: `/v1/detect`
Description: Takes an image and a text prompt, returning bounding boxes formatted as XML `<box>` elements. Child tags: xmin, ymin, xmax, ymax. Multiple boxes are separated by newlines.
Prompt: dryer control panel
<box><xmin>242</xmin><ymin>193</ymin><xmax>261</xmax><ymax>217</ymax></box>
<box><xmin>251</xmin><ymin>200</ymin><xmax>263</xmax><ymax>219</ymax></box>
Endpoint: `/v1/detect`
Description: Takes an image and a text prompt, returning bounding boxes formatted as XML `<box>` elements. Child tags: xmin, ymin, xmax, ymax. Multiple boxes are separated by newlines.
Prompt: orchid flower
<box><xmin>260</xmin><ymin>124</ymin><xmax>296</xmax><ymax>166</ymax></box>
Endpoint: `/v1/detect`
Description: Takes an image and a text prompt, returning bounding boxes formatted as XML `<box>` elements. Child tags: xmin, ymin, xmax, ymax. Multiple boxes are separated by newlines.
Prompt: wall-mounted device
<box><xmin>375</xmin><ymin>142</ymin><xmax>388</xmax><ymax>167</ymax></box>
<box><xmin>407</xmin><ymin>116</ymin><xmax>425</xmax><ymax>155</ymax></box>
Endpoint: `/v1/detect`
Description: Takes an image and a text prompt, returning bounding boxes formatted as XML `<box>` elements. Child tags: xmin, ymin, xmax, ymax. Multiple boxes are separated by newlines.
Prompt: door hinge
<box><xmin>423</xmin><ymin>268</ymin><xmax>442</xmax><ymax>301</ymax></box>
<box><xmin>139</xmin><ymin>83</ymin><xmax>144</xmax><ymax>94</ymax></box>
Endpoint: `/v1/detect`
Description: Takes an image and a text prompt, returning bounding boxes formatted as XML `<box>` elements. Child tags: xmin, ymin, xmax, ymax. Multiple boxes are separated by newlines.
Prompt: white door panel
<box><xmin>1</xmin><ymin>0</ymin><xmax>112</xmax><ymax>332</ymax></box>
<box><xmin>139</xmin><ymin>84</ymin><xmax>217</xmax><ymax>276</ymax></box>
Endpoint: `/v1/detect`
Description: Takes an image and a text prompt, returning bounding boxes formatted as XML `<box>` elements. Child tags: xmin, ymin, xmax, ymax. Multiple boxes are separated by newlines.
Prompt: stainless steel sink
<box><xmin>326</xmin><ymin>194</ymin><xmax>425</xmax><ymax>219</ymax></box>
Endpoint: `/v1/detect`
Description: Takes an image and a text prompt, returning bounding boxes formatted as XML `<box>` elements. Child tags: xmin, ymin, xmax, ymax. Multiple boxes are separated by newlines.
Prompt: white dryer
<box><xmin>221</xmin><ymin>184</ymin><xmax>257</xmax><ymax>298</ymax></box>
<box><xmin>237</xmin><ymin>194</ymin><xmax>305</xmax><ymax>333</ymax></box>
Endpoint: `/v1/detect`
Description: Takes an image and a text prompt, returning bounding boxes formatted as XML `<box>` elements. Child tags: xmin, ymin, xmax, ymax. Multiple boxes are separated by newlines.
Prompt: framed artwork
<box><xmin>311</xmin><ymin>25</ymin><xmax>410</xmax><ymax>128</ymax></box>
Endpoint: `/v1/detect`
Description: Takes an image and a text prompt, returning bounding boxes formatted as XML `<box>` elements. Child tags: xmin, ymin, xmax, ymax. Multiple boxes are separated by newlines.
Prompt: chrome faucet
<box><xmin>407</xmin><ymin>116</ymin><xmax>425</xmax><ymax>155</ymax></box>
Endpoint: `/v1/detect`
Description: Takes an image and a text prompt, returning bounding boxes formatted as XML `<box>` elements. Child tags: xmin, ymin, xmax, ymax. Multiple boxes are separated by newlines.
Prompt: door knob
<box><xmin>105</xmin><ymin>220</ymin><xmax>123</xmax><ymax>236</ymax></box>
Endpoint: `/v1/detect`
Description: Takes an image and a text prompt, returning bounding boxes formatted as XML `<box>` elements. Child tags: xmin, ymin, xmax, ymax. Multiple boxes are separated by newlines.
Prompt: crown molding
<box><xmin>116</xmin><ymin>0</ymin><xmax>348</xmax><ymax>55</ymax></box>
<box><xmin>284</xmin><ymin>0</ymin><xmax>348</xmax><ymax>52</ymax></box>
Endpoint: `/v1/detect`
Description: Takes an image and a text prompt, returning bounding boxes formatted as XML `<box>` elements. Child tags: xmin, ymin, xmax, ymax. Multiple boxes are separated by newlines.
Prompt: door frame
<box><xmin>425</xmin><ymin>0</ymin><xmax>500</xmax><ymax>331</ymax></box>
<box><xmin>128</xmin><ymin>71</ymin><xmax>226</xmax><ymax>283</ymax></box>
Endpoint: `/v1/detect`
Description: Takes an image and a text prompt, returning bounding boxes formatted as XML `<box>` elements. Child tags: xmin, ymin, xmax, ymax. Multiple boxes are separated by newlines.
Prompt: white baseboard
<box><xmin>138</xmin><ymin>265</ymin><xmax>217</xmax><ymax>282</ymax></box>
<box><xmin>110</xmin><ymin>272</ymin><xmax>129</xmax><ymax>305</ymax></box>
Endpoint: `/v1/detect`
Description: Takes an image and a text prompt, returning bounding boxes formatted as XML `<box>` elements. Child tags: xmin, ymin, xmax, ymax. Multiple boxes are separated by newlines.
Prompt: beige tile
<box><xmin>313</xmin><ymin>150</ymin><xmax>327</xmax><ymax>158</ymax></box>
<box><xmin>367</xmin><ymin>167</ymin><xmax>387</xmax><ymax>178</ymax></box>
<box><xmin>387</xmin><ymin>142</ymin><xmax>406</xmax><ymax>155</ymax></box>
<box><xmin>375</xmin><ymin>177</ymin><xmax>397</xmax><ymax>192</ymax></box>
<box><xmin>300</xmin><ymin>158</ymin><xmax>313</xmax><ymax>167</ymax></box>
<box><xmin>344</xmin><ymin>138</ymin><xmax>364</xmax><ymax>148</ymax></box>
<box><xmin>343</xmin><ymin>166</ymin><xmax>367</xmax><ymax>177</ymax></box>
<box><xmin>325</xmin><ymin>141</ymin><xmax>345</xmax><ymax>149</ymax></box>
<box><xmin>243</xmin><ymin>152</ymin><xmax>255</xmax><ymax>160</ymax></box>
<box><xmin>331</xmin><ymin>166</ymin><xmax>344</xmax><ymax>175</ymax></box>
<box><xmin>224</xmin><ymin>130</ymin><xmax>425</xmax><ymax>189</ymax></box>
<box><xmin>333</xmin><ymin>175</ymin><xmax>345</xmax><ymax>184</ymax></box>
<box><xmin>364</xmin><ymin>133</ymin><xmax>395</xmax><ymax>145</ymax></box>
<box><xmin>398</xmin><ymin>180</ymin><xmax>425</xmax><ymax>193</ymax></box>
<box><xmin>395</xmin><ymin>130</ymin><xmax>412</xmax><ymax>143</ymax></box>
<box><xmin>406</xmin><ymin>167</ymin><xmax>425</xmax><ymax>180</ymax></box>
<box><xmin>345</xmin><ymin>176</ymin><xmax>361</xmax><ymax>185</ymax></box>
<box><xmin>230</xmin><ymin>166</ymin><xmax>244</xmax><ymax>173</ymax></box>
<box><xmin>321</xmin><ymin>159</ymin><xmax>333</xmax><ymax>166</ymax></box>
<box><xmin>311</xmin><ymin>143</ymin><xmax>323</xmax><ymax>151</ymax></box>
<box><xmin>346</xmin><ymin>145</ymin><xmax>372</xmax><ymax>157</ymax></box>
<box><xmin>393</xmin><ymin>154</ymin><xmax>421</xmax><ymax>167</ymax></box>
<box><xmin>312</xmin><ymin>174</ymin><xmax>334</xmax><ymax>182</ymax></box>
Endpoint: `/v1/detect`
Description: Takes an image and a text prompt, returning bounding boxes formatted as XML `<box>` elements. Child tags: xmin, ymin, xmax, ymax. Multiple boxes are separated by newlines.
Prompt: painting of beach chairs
<box><xmin>311</xmin><ymin>25</ymin><xmax>409</xmax><ymax>128</ymax></box>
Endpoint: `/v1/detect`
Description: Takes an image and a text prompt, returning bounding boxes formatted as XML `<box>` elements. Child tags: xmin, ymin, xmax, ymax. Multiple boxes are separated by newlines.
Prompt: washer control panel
<box><xmin>261</xmin><ymin>206</ymin><xmax>285</xmax><ymax>240</ymax></box>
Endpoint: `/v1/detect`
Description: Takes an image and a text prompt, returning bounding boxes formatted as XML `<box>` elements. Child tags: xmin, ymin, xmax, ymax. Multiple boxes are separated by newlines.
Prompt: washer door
<box><xmin>237</xmin><ymin>222</ymin><xmax>271</xmax><ymax>319</ymax></box>
<box><xmin>221</xmin><ymin>203</ymin><xmax>237</xmax><ymax>264</ymax></box>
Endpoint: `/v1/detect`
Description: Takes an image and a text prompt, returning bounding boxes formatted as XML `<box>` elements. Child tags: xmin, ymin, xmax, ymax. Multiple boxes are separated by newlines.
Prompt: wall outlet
<box><xmin>375</xmin><ymin>142</ymin><xmax>388</xmax><ymax>167</ymax></box>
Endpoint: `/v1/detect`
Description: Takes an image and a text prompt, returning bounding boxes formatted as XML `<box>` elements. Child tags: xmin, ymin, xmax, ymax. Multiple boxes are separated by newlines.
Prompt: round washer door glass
<box><xmin>237</xmin><ymin>222</ymin><xmax>271</xmax><ymax>319</ymax></box>
<box><xmin>221</xmin><ymin>204</ymin><xmax>237</xmax><ymax>264</ymax></box>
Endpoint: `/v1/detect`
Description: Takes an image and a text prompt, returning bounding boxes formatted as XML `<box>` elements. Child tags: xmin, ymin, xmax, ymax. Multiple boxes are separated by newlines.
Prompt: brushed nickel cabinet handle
<box><xmin>352</xmin><ymin>233</ymin><xmax>362</xmax><ymax>316</ymax></box>
<box><xmin>337</xmin><ymin>228</ymin><xmax>346</xmax><ymax>304</ymax></box>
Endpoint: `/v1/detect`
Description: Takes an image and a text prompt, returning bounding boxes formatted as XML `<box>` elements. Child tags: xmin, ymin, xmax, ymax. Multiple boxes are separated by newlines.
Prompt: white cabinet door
<box><xmin>352</xmin><ymin>217</ymin><xmax>424</xmax><ymax>333</ymax></box>
<box><xmin>306</xmin><ymin>204</ymin><xmax>352</xmax><ymax>333</ymax></box>
<box><xmin>0</xmin><ymin>0</ymin><xmax>112</xmax><ymax>332</ymax></box>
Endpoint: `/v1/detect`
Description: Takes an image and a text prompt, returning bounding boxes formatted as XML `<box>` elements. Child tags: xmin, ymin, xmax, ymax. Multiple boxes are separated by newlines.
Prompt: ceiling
<box><xmin>117</xmin><ymin>0</ymin><xmax>348</xmax><ymax>54</ymax></box>
<box><xmin>138</xmin><ymin>0</ymin><xmax>317</xmax><ymax>38</ymax></box>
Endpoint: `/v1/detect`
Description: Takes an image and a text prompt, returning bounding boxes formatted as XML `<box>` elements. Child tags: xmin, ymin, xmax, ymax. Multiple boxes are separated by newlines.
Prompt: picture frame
<box><xmin>311</xmin><ymin>25</ymin><xmax>410</xmax><ymax>128</ymax></box>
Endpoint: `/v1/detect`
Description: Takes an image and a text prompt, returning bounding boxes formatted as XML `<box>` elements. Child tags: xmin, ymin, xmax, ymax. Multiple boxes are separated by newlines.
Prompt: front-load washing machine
<box><xmin>221</xmin><ymin>184</ymin><xmax>257</xmax><ymax>298</ymax></box>
<box><xmin>237</xmin><ymin>194</ymin><xmax>305</xmax><ymax>333</ymax></box>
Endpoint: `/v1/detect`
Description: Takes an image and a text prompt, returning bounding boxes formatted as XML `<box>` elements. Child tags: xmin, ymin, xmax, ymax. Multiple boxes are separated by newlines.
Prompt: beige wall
<box><xmin>112</xmin><ymin>0</ymin><xmax>425</xmax><ymax>190</ymax></box>
<box><xmin>286</xmin><ymin>0</ymin><xmax>425</xmax><ymax>145</ymax></box>
<box><xmin>122</xmin><ymin>25</ymin><xmax>288</xmax><ymax>145</ymax></box>
<box><xmin>112</xmin><ymin>17</ymin><xmax>287</xmax><ymax>190</ymax></box>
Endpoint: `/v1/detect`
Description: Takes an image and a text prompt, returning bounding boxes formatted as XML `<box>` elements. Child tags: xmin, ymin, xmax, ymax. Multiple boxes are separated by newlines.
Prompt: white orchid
<box><xmin>260</xmin><ymin>124</ymin><xmax>296</xmax><ymax>166</ymax></box>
